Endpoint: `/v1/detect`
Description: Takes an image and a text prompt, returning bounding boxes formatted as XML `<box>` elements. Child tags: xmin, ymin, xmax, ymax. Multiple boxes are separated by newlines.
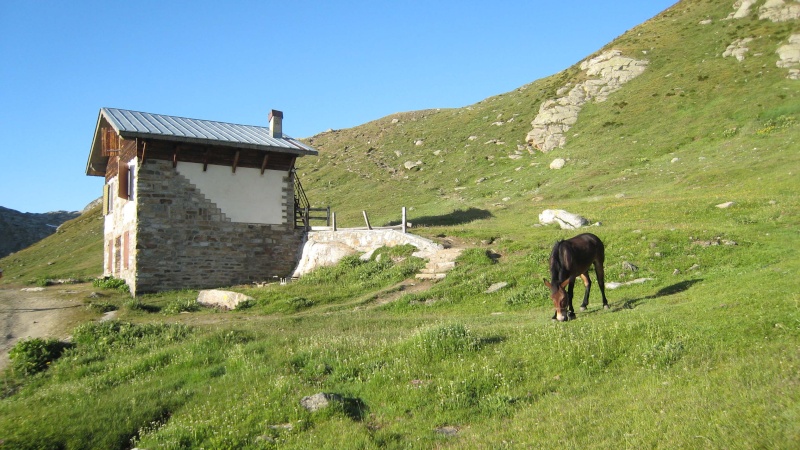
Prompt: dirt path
<box><xmin>0</xmin><ymin>286</ymin><xmax>88</xmax><ymax>371</ymax></box>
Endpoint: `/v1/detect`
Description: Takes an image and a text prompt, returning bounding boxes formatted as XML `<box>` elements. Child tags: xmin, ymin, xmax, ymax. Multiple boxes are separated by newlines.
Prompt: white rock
<box><xmin>716</xmin><ymin>201</ymin><xmax>736</xmax><ymax>209</ymax></box>
<box><xmin>197</xmin><ymin>289</ymin><xmax>254</xmax><ymax>310</ymax></box>
<box><xmin>549</xmin><ymin>158</ymin><xmax>566</xmax><ymax>170</ymax></box>
<box><xmin>484</xmin><ymin>282</ymin><xmax>508</xmax><ymax>294</ymax></box>
<box><xmin>539</xmin><ymin>209</ymin><xmax>589</xmax><ymax>230</ymax></box>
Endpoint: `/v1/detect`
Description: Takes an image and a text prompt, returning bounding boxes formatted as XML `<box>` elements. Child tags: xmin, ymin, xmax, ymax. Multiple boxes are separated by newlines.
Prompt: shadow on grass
<box><xmin>618</xmin><ymin>279</ymin><xmax>704</xmax><ymax>310</ymax></box>
<box><xmin>387</xmin><ymin>207</ymin><xmax>493</xmax><ymax>227</ymax></box>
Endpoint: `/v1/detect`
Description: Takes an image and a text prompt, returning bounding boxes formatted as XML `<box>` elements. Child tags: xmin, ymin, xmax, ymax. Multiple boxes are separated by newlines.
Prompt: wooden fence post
<box><xmin>402</xmin><ymin>207</ymin><xmax>407</xmax><ymax>234</ymax></box>
<box><xmin>362</xmin><ymin>211</ymin><xmax>372</xmax><ymax>230</ymax></box>
<box><xmin>332</xmin><ymin>212</ymin><xmax>337</xmax><ymax>231</ymax></box>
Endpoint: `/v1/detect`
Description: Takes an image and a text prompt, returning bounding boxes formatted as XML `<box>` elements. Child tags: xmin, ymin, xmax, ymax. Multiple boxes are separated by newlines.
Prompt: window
<box><xmin>118</xmin><ymin>160</ymin><xmax>137</xmax><ymax>201</ymax></box>
<box><xmin>102</xmin><ymin>183</ymin><xmax>114</xmax><ymax>215</ymax></box>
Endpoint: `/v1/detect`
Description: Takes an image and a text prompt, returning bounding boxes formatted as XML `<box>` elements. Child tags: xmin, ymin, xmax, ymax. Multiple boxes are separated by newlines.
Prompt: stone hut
<box><xmin>85</xmin><ymin>108</ymin><xmax>318</xmax><ymax>295</ymax></box>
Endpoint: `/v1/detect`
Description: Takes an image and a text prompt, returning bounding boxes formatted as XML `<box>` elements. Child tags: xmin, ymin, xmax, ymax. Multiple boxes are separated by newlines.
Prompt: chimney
<box><xmin>269</xmin><ymin>109</ymin><xmax>283</xmax><ymax>138</ymax></box>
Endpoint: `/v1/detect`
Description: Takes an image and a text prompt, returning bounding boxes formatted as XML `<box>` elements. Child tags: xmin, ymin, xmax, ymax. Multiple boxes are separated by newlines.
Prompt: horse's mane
<box><xmin>549</xmin><ymin>240</ymin><xmax>566</xmax><ymax>282</ymax></box>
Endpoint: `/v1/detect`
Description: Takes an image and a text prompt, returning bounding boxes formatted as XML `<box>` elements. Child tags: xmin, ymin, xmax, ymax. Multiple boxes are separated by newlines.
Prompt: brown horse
<box><xmin>543</xmin><ymin>233</ymin><xmax>609</xmax><ymax>321</ymax></box>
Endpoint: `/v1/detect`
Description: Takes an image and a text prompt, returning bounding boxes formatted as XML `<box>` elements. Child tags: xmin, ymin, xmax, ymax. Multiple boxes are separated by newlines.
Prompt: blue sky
<box><xmin>0</xmin><ymin>0</ymin><xmax>676</xmax><ymax>214</ymax></box>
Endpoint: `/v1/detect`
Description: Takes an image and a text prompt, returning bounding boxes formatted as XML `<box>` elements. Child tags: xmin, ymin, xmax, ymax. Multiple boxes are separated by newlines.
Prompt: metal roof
<box><xmin>100</xmin><ymin>107</ymin><xmax>318</xmax><ymax>155</ymax></box>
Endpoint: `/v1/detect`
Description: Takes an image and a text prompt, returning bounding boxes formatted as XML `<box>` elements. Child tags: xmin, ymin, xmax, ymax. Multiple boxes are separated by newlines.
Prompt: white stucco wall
<box><xmin>176</xmin><ymin>162</ymin><xmax>286</xmax><ymax>224</ymax></box>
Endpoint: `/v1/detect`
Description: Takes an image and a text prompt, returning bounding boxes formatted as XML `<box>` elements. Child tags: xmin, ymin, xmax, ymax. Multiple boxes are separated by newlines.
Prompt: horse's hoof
<box><xmin>580</xmin><ymin>306</ymin><xmax>587</xmax><ymax>312</ymax></box>
<box><xmin>603</xmin><ymin>305</ymin><xmax>610</xmax><ymax>310</ymax></box>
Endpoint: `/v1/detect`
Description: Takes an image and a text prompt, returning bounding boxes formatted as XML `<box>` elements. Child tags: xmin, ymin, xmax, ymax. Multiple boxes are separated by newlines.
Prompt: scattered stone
<box><xmin>197</xmin><ymin>289</ymin><xmax>254</xmax><ymax>310</ymax></box>
<box><xmin>699</xmin><ymin>19</ymin><xmax>713</xmax><ymax>25</ymax></box>
<box><xmin>716</xmin><ymin>201</ymin><xmax>736</xmax><ymax>209</ymax></box>
<box><xmin>468</xmin><ymin>135</ymin><xmax>478</xmax><ymax>141</ymax></box>
<box><xmin>414</xmin><ymin>140</ymin><xmax>424</xmax><ymax>146</ymax></box>
<box><xmin>673</xmin><ymin>269</ymin><xmax>681</xmax><ymax>276</ymax></box>
<box><xmin>606</xmin><ymin>278</ymin><xmax>654</xmax><ymax>289</ymax></box>
<box><xmin>434</xmin><ymin>426</ymin><xmax>460</xmax><ymax>437</ymax></box>
<box><xmin>86</xmin><ymin>291</ymin><xmax>104</xmax><ymax>298</ymax></box>
<box><xmin>723</xmin><ymin>38</ymin><xmax>754</xmax><ymax>61</ymax></box>
<box><xmin>484</xmin><ymin>282</ymin><xmax>509</xmax><ymax>294</ymax></box>
<box><xmin>549</xmin><ymin>158</ymin><xmax>566</xmax><ymax>170</ymax></box>
<box><xmin>688</xmin><ymin>264</ymin><xmax>701</xmax><ymax>271</ymax></box>
<box><xmin>21</xmin><ymin>287</ymin><xmax>46</xmax><ymax>292</ymax></box>
<box><xmin>100</xmin><ymin>310</ymin><xmax>118</xmax><ymax>322</ymax></box>
<box><xmin>391</xmin><ymin>118</ymin><xmax>399</xmax><ymax>124</ymax></box>
<box><xmin>539</xmin><ymin>209</ymin><xmax>589</xmax><ymax>230</ymax></box>
<box><xmin>622</xmin><ymin>261</ymin><xmax>639</xmax><ymax>272</ymax></box>
<box><xmin>671</xmin><ymin>157</ymin><xmax>680</xmax><ymax>163</ymax></box>
<box><xmin>404</xmin><ymin>160</ymin><xmax>423</xmax><ymax>170</ymax></box>
<box><xmin>692</xmin><ymin>237</ymin><xmax>738</xmax><ymax>247</ymax></box>
<box><xmin>300</xmin><ymin>392</ymin><xmax>344</xmax><ymax>413</ymax></box>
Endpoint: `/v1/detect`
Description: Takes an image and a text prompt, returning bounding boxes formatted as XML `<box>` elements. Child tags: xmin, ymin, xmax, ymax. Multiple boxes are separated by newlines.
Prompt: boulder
<box><xmin>539</xmin><ymin>209</ymin><xmax>589</xmax><ymax>230</ymax></box>
<box><xmin>197</xmin><ymin>289</ymin><xmax>254</xmax><ymax>310</ymax></box>
<box><xmin>300</xmin><ymin>393</ymin><xmax>344</xmax><ymax>412</ymax></box>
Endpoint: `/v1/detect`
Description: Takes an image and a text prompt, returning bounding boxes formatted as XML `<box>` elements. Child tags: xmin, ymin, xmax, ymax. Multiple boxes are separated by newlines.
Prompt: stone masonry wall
<box><xmin>133</xmin><ymin>158</ymin><xmax>305</xmax><ymax>295</ymax></box>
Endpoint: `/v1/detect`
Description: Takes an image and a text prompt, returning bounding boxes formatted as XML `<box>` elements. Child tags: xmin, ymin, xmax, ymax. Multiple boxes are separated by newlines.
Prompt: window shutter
<box><xmin>123</xmin><ymin>232</ymin><xmax>130</xmax><ymax>270</ymax></box>
<box><xmin>102</xmin><ymin>184</ymin><xmax>110</xmax><ymax>215</ymax></box>
<box><xmin>118</xmin><ymin>165</ymin><xmax>129</xmax><ymax>200</ymax></box>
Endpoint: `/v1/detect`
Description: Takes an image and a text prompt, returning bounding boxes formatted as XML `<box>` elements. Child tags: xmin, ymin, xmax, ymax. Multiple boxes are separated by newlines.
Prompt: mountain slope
<box><xmin>297</xmin><ymin>0</ymin><xmax>799</xmax><ymax>230</ymax></box>
<box><xmin>0</xmin><ymin>207</ymin><xmax>80</xmax><ymax>259</ymax></box>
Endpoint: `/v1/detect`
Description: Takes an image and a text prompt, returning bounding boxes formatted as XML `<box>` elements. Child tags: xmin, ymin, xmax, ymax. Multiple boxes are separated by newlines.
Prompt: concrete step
<box><xmin>415</xmin><ymin>248</ymin><xmax>463</xmax><ymax>280</ymax></box>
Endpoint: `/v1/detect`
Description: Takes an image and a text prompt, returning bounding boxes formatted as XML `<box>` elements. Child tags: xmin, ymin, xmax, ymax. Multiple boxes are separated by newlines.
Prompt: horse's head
<box><xmin>544</xmin><ymin>278</ymin><xmax>571</xmax><ymax>321</ymax></box>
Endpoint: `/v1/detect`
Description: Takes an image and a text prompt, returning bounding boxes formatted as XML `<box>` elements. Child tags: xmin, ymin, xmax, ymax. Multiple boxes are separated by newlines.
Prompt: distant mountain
<box><xmin>0</xmin><ymin>206</ymin><xmax>81</xmax><ymax>258</ymax></box>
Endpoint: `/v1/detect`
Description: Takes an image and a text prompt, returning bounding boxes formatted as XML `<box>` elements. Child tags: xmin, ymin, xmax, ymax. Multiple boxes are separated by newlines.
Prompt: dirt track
<box><xmin>0</xmin><ymin>287</ymin><xmax>86</xmax><ymax>371</ymax></box>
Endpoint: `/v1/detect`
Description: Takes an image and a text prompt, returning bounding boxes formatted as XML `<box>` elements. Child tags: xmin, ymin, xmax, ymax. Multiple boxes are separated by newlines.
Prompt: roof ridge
<box><xmin>102</xmin><ymin>107</ymin><xmax>271</xmax><ymax>131</ymax></box>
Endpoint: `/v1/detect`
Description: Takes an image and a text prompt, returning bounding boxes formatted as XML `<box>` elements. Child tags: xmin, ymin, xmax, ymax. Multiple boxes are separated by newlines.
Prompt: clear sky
<box><xmin>0</xmin><ymin>0</ymin><xmax>676</xmax><ymax>214</ymax></box>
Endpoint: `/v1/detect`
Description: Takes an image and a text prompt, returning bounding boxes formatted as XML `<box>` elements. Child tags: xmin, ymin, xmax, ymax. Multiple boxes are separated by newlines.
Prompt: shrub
<box><xmin>9</xmin><ymin>338</ymin><xmax>68</xmax><ymax>376</ymax></box>
<box><xmin>72</xmin><ymin>321</ymin><xmax>191</xmax><ymax>350</ymax></box>
<box><xmin>92</xmin><ymin>276</ymin><xmax>130</xmax><ymax>293</ymax></box>
<box><xmin>288</xmin><ymin>297</ymin><xmax>314</xmax><ymax>311</ymax></box>
<box><xmin>162</xmin><ymin>298</ymin><xmax>201</xmax><ymax>314</ymax></box>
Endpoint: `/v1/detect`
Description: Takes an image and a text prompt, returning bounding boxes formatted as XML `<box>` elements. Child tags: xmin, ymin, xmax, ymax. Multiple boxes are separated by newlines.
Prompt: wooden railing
<box><xmin>293</xmin><ymin>172</ymin><xmax>330</xmax><ymax>229</ymax></box>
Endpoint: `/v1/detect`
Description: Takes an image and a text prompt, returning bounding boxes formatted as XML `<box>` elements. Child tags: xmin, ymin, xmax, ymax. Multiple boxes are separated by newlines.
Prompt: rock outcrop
<box><xmin>777</xmin><ymin>34</ymin><xmax>800</xmax><ymax>79</ymax></box>
<box><xmin>526</xmin><ymin>50</ymin><xmax>648</xmax><ymax>152</ymax></box>
<box><xmin>292</xmin><ymin>230</ymin><xmax>443</xmax><ymax>278</ymax></box>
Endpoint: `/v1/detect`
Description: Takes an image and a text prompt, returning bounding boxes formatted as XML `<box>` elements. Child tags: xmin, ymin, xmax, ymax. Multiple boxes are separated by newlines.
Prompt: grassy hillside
<box><xmin>1</xmin><ymin>0</ymin><xmax>799</xmax><ymax>448</ymax></box>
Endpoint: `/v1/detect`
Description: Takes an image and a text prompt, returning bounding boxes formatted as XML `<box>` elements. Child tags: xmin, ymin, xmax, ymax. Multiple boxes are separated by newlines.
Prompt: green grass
<box><xmin>1</xmin><ymin>0</ymin><xmax>800</xmax><ymax>447</ymax></box>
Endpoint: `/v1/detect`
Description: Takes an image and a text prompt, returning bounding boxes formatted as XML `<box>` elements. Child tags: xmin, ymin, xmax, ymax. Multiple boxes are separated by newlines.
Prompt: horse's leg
<box><xmin>579</xmin><ymin>272</ymin><xmax>591</xmax><ymax>311</ymax></box>
<box><xmin>595</xmin><ymin>261</ymin><xmax>609</xmax><ymax>309</ymax></box>
<box><xmin>567</xmin><ymin>278</ymin><xmax>577</xmax><ymax>319</ymax></box>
